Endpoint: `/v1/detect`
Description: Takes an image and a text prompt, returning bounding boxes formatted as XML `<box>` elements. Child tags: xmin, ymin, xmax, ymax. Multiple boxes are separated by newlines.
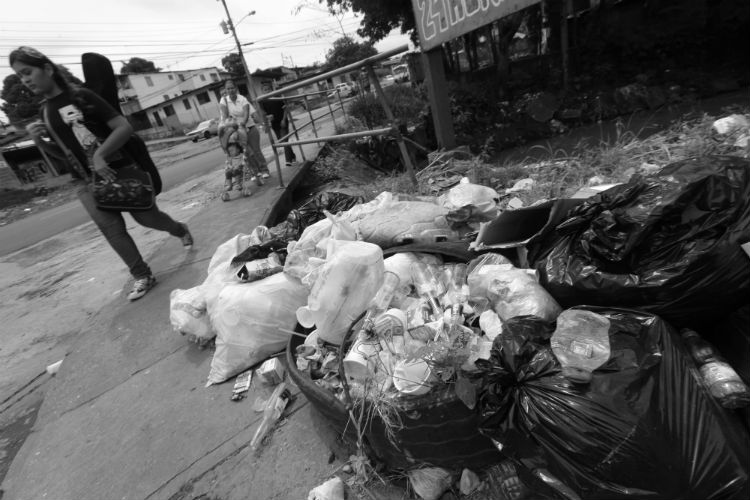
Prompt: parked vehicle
<box><xmin>393</xmin><ymin>64</ymin><xmax>409</xmax><ymax>83</ymax></box>
<box><xmin>379</xmin><ymin>74</ymin><xmax>395</xmax><ymax>88</ymax></box>
<box><xmin>327</xmin><ymin>83</ymin><xmax>355</xmax><ymax>99</ymax></box>
<box><xmin>186</xmin><ymin>119</ymin><xmax>219</xmax><ymax>142</ymax></box>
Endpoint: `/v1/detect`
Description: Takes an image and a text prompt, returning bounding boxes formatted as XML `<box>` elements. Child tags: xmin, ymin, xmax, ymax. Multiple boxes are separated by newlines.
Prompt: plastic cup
<box><xmin>343</xmin><ymin>334</ymin><xmax>381</xmax><ymax>382</ymax></box>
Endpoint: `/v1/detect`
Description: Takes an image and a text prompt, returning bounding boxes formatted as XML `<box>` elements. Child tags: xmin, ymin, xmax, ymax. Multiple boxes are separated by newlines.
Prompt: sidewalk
<box><xmin>1</xmin><ymin>133</ymin><xmax>353</xmax><ymax>499</ymax></box>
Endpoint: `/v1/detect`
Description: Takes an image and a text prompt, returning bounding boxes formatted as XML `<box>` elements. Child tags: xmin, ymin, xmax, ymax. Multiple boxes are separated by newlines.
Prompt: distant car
<box><xmin>379</xmin><ymin>74</ymin><xmax>395</xmax><ymax>88</ymax></box>
<box><xmin>393</xmin><ymin>64</ymin><xmax>409</xmax><ymax>83</ymax></box>
<box><xmin>327</xmin><ymin>82</ymin><xmax>355</xmax><ymax>99</ymax></box>
<box><xmin>186</xmin><ymin>119</ymin><xmax>218</xmax><ymax>142</ymax></box>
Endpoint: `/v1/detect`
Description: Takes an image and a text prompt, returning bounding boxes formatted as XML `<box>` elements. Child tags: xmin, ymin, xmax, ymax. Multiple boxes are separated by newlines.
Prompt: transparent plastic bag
<box><xmin>207</xmin><ymin>272</ymin><xmax>309</xmax><ymax>385</ymax></box>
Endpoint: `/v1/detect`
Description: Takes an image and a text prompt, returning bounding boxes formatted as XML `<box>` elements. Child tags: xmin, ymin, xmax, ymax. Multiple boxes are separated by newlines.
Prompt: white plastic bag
<box><xmin>207</xmin><ymin>272</ymin><xmax>309</xmax><ymax>385</ymax></box>
<box><xmin>439</xmin><ymin>179</ymin><xmax>500</xmax><ymax>221</ymax></box>
<box><xmin>339</xmin><ymin>192</ymin><xmax>453</xmax><ymax>248</ymax></box>
<box><xmin>484</xmin><ymin>265</ymin><xmax>561</xmax><ymax>322</ymax></box>
<box><xmin>169</xmin><ymin>287</ymin><xmax>212</xmax><ymax>342</ymax></box>
<box><xmin>296</xmin><ymin>240</ymin><xmax>384</xmax><ymax>345</ymax></box>
<box><xmin>203</xmin><ymin>232</ymin><xmax>264</xmax><ymax>315</ymax></box>
<box><xmin>307</xmin><ymin>477</ymin><xmax>345</xmax><ymax>500</ymax></box>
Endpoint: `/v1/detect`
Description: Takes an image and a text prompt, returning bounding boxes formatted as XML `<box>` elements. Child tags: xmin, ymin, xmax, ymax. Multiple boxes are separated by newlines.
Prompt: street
<box><xmin>0</xmin><ymin>104</ymin><xmax>341</xmax><ymax>256</ymax></box>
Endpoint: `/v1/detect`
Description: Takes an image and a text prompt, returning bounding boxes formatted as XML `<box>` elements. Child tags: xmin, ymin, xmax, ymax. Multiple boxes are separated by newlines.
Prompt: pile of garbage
<box><xmin>170</xmin><ymin>154</ymin><xmax>750</xmax><ymax>499</ymax></box>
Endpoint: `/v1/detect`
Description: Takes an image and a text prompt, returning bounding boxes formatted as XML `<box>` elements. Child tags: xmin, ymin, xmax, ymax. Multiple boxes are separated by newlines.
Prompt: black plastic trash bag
<box><xmin>476</xmin><ymin>308</ymin><xmax>750</xmax><ymax>500</ymax></box>
<box><xmin>531</xmin><ymin>156</ymin><xmax>750</xmax><ymax>329</ymax></box>
<box><xmin>267</xmin><ymin>191</ymin><xmax>365</xmax><ymax>245</ymax></box>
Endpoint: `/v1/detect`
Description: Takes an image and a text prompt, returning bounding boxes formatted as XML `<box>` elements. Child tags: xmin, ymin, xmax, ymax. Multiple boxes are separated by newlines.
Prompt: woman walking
<box><xmin>10</xmin><ymin>46</ymin><xmax>193</xmax><ymax>301</ymax></box>
<box><xmin>218</xmin><ymin>80</ymin><xmax>269</xmax><ymax>179</ymax></box>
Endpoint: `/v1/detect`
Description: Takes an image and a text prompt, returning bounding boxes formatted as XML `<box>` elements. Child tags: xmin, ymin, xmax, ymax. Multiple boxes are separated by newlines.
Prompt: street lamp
<box><xmin>218</xmin><ymin>1</ymin><xmax>257</xmax><ymax>102</ymax></box>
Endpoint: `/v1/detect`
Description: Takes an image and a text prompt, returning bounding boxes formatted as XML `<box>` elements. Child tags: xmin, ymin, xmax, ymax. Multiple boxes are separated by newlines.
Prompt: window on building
<box><xmin>200</xmin><ymin>74</ymin><xmax>206</xmax><ymax>82</ymax></box>
<box><xmin>196</xmin><ymin>92</ymin><xmax>210</xmax><ymax>105</ymax></box>
<box><xmin>163</xmin><ymin>95</ymin><xmax>170</xmax><ymax>101</ymax></box>
<box><xmin>183</xmin><ymin>99</ymin><xmax>192</xmax><ymax>110</ymax></box>
<box><xmin>179</xmin><ymin>74</ymin><xmax>185</xmax><ymax>82</ymax></box>
<box><xmin>210</xmin><ymin>73</ymin><xmax>218</xmax><ymax>82</ymax></box>
<box><xmin>168</xmin><ymin>74</ymin><xmax>174</xmax><ymax>80</ymax></box>
<box><xmin>163</xmin><ymin>105</ymin><xmax>175</xmax><ymax>117</ymax></box>
<box><xmin>145</xmin><ymin>76</ymin><xmax>154</xmax><ymax>87</ymax></box>
<box><xmin>153</xmin><ymin>112</ymin><xmax>163</xmax><ymax>127</ymax></box>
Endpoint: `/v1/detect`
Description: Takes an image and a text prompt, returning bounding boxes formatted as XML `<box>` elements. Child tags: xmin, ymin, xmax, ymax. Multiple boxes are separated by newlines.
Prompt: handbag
<box><xmin>91</xmin><ymin>164</ymin><xmax>155</xmax><ymax>211</ymax></box>
<box><xmin>42</xmin><ymin>105</ymin><xmax>155</xmax><ymax>211</ymax></box>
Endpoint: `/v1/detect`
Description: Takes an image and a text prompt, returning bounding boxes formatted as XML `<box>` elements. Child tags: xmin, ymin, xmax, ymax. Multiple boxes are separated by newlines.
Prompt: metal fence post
<box><xmin>285</xmin><ymin>103</ymin><xmax>306</xmax><ymax>162</ymax></box>
<box><xmin>302</xmin><ymin>94</ymin><xmax>320</xmax><ymax>145</ymax></box>
<box><xmin>364</xmin><ymin>65</ymin><xmax>418</xmax><ymax>187</ymax></box>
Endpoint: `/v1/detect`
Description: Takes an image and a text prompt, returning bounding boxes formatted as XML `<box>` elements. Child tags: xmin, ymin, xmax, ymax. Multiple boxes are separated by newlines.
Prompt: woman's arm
<box><xmin>91</xmin><ymin>115</ymin><xmax>133</xmax><ymax>181</ymax></box>
<box><xmin>219</xmin><ymin>98</ymin><xmax>229</xmax><ymax>123</ymax></box>
<box><xmin>26</xmin><ymin>120</ymin><xmax>66</xmax><ymax>160</ymax></box>
<box><xmin>239</xmin><ymin>103</ymin><xmax>250</xmax><ymax>127</ymax></box>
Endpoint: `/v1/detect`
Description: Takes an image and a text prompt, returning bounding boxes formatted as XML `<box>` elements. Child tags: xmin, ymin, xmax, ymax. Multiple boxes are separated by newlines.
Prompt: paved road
<box><xmin>0</xmin><ymin>145</ymin><xmax>225</xmax><ymax>257</ymax></box>
<box><xmin>0</xmin><ymin>105</ymin><xmax>342</xmax><ymax>257</ymax></box>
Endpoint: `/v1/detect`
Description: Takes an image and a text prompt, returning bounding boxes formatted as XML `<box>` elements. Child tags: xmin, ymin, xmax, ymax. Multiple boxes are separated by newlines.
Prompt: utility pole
<box><xmin>218</xmin><ymin>0</ymin><xmax>257</xmax><ymax>103</ymax></box>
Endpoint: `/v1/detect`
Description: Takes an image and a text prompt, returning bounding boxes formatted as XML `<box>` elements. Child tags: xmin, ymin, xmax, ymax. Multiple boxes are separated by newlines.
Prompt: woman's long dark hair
<box><xmin>9</xmin><ymin>46</ymin><xmax>94</xmax><ymax>115</ymax></box>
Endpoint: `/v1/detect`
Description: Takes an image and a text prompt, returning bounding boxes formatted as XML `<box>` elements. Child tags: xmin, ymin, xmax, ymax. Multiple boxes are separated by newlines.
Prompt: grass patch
<box><xmin>348</xmin><ymin>84</ymin><xmax>429</xmax><ymax>129</ymax></box>
<box><xmin>317</xmin><ymin>107</ymin><xmax>749</xmax><ymax>205</ymax></box>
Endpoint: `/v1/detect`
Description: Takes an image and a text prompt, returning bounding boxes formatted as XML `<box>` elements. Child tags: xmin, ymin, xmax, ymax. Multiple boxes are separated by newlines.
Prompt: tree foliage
<box><xmin>324</xmin><ymin>36</ymin><xmax>377</xmax><ymax>69</ymax></box>
<box><xmin>322</xmin><ymin>0</ymin><xmax>416</xmax><ymax>43</ymax></box>
<box><xmin>221</xmin><ymin>53</ymin><xmax>245</xmax><ymax>78</ymax></box>
<box><xmin>120</xmin><ymin>57</ymin><xmax>160</xmax><ymax>74</ymax></box>
<box><xmin>1</xmin><ymin>65</ymin><xmax>82</xmax><ymax>124</ymax></box>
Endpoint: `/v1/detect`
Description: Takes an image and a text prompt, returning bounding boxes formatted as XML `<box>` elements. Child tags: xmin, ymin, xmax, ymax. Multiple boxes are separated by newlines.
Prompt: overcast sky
<box><xmin>0</xmin><ymin>0</ymin><xmax>413</xmax><ymax>123</ymax></box>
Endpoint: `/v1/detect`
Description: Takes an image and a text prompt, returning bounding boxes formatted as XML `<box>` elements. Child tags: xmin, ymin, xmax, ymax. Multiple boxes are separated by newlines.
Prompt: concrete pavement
<box><xmin>1</xmin><ymin>136</ymin><xmax>355</xmax><ymax>500</ymax></box>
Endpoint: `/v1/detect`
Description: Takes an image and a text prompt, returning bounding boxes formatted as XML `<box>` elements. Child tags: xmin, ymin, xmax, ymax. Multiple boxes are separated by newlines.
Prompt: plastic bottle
<box><xmin>550</xmin><ymin>309</ymin><xmax>611</xmax><ymax>384</ymax></box>
<box><xmin>411</xmin><ymin>260</ymin><xmax>443</xmax><ymax>321</ymax></box>
<box><xmin>250</xmin><ymin>382</ymin><xmax>291</xmax><ymax>450</ymax></box>
<box><xmin>681</xmin><ymin>329</ymin><xmax>750</xmax><ymax>409</ymax></box>
<box><xmin>448</xmin><ymin>264</ymin><xmax>469</xmax><ymax>326</ymax></box>
<box><xmin>359</xmin><ymin>271</ymin><xmax>400</xmax><ymax>335</ymax></box>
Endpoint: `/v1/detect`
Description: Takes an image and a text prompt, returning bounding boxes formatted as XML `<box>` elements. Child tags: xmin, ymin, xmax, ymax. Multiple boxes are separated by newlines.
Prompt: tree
<box><xmin>120</xmin><ymin>57</ymin><xmax>160</xmax><ymax>74</ymax></box>
<box><xmin>1</xmin><ymin>65</ymin><xmax>82</xmax><ymax>124</ymax></box>
<box><xmin>322</xmin><ymin>0</ymin><xmax>417</xmax><ymax>43</ymax></box>
<box><xmin>221</xmin><ymin>53</ymin><xmax>245</xmax><ymax>78</ymax></box>
<box><xmin>324</xmin><ymin>36</ymin><xmax>377</xmax><ymax>69</ymax></box>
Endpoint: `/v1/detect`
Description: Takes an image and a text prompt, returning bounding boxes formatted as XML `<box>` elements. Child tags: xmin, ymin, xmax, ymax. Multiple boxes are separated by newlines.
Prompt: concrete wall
<box><xmin>119</xmin><ymin>69</ymin><xmax>222</xmax><ymax>110</ymax></box>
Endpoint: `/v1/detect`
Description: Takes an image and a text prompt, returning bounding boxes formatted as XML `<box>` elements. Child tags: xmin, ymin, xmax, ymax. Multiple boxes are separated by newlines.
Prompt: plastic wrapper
<box><xmin>268</xmin><ymin>191</ymin><xmax>365</xmax><ymax>245</ymax></box>
<box><xmin>338</xmin><ymin>192</ymin><xmax>458</xmax><ymax>248</ymax></box>
<box><xmin>532</xmin><ymin>156</ymin><xmax>750</xmax><ymax>329</ymax></box>
<box><xmin>477</xmin><ymin>308</ymin><xmax>750</xmax><ymax>500</ymax></box>
<box><xmin>296</xmin><ymin>240</ymin><xmax>384</xmax><ymax>344</ymax></box>
<box><xmin>439</xmin><ymin>180</ymin><xmax>501</xmax><ymax>224</ymax></box>
<box><xmin>481</xmin><ymin>265</ymin><xmax>561</xmax><ymax>322</ymax></box>
<box><xmin>169</xmin><ymin>287</ymin><xmax>212</xmax><ymax>343</ymax></box>
<box><xmin>236</xmin><ymin>253</ymin><xmax>283</xmax><ymax>283</ymax></box>
<box><xmin>202</xmin><ymin>231</ymin><xmax>268</xmax><ymax>314</ymax></box>
<box><xmin>207</xmin><ymin>272</ymin><xmax>308</xmax><ymax>385</ymax></box>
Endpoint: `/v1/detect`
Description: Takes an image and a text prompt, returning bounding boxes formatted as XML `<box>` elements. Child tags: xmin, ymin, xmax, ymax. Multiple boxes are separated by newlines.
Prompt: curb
<box><xmin>261</xmin><ymin>160</ymin><xmax>313</xmax><ymax>227</ymax></box>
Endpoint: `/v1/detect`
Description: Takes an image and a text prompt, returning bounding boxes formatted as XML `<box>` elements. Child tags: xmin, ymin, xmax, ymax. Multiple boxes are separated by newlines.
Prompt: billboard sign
<box><xmin>412</xmin><ymin>0</ymin><xmax>541</xmax><ymax>51</ymax></box>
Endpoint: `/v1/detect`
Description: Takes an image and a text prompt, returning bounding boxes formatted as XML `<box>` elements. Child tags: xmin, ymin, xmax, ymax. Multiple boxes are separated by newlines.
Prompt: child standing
<box><xmin>221</xmin><ymin>127</ymin><xmax>258</xmax><ymax>201</ymax></box>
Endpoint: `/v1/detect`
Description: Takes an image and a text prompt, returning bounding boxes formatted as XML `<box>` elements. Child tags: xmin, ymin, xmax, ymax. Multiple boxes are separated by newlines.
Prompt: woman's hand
<box><xmin>26</xmin><ymin>120</ymin><xmax>48</xmax><ymax>141</ymax></box>
<box><xmin>92</xmin><ymin>151</ymin><xmax>117</xmax><ymax>182</ymax></box>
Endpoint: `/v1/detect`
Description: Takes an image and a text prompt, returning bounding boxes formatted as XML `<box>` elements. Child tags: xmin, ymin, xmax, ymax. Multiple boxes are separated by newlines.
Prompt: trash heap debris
<box><xmin>170</xmin><ymin>155</ymin><xmax>750</xmax><ymax>499</ymax></box>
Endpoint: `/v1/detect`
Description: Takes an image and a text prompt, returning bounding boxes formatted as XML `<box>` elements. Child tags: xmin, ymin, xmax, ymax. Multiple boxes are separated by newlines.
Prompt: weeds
<box><xmin>348</xmin><ymin>85</ymin><xmax>429</xmax><ymax>129</ymax></box>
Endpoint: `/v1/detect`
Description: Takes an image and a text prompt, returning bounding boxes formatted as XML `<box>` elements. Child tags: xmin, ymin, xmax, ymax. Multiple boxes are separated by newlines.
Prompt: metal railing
<box><xmin>257</xmin><ymin>44</ymin><xmax>417</xmax><ymax>188</ymax></box>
